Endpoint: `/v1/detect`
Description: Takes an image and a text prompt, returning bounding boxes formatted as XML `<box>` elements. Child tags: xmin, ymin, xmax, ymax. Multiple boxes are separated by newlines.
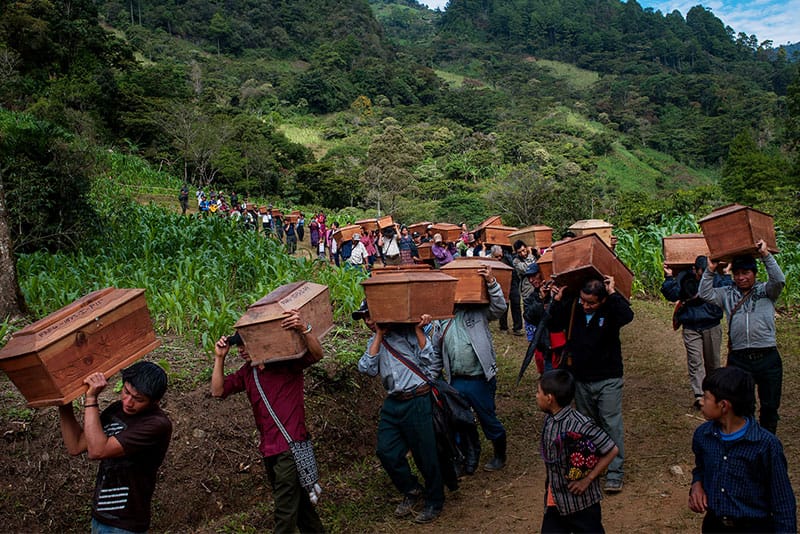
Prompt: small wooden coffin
<box><xmin>361</xmin><ymin>271</ymin><xmax>457</xmax><ymax>323</ymax></box>
<box><xmin>259</xmin><ymin>206</ymin><xmax>268</xmax><ymax>215</ymax></box>
<box><xmin>537</xmin><ymin>249</ymin><xmax>554</xmax><ymax>280</ymax></box>
<box><xmin>471</xmin><ymin>215</ymin><xmax>503</xmax><ymax>236</ymax></box>
<box><xmin>568</xmin><ymin>219</ymin><xmax>614</xmax><ymax>247</ymax></box>
<box><xmin>371</xmin><ymin>265</ymin><xmax>433</xmax><ymax>275</ymax></box>
<box><xmin>356</xmin><ymin>218</ymin><xmax>379</xmax><ymax>232</ymax></box>
<box><xmin>508</xmin><ymin>225</ymin><xmax>553</xmax><ymax>250</ymax></box>
<box><xmin>0</xmin><ymin>288</ymin><xmax>160</xmax><ymax>408</ymax></box>
<box><xmin>234</xmin><ymin>282</ymin><xmax>334</xmax><ymax>365</ymax></box>
<box><xmin>482</xmin><ymin>225</ymin><xmax>519</xmax><ymax>246</ymax></box>
<box><xmin>441</xmin><ymin>258</ymin><xmax>513</xmax><ymax>303</ymax></box>
<box><xmin>333</xmin><ymin>224</ymin><xmax>361</xmax><ymax>244</ymax></box>
<box><xmin>377</xmin><ymin>215</ymin><xmax>394</xmax><ymax>229</ymax></box>
<box><xmin>408</xmin><ymin>221</ymin><xmax>433</xmax><ymax>236</ymax></box>
<box><xmin>270</xmin><ymin>209</ymin><xmax>283</xmax><ymax>219</ymax></box>
<box><xmin>284</xmin><ymin>214</ymin><xmax>299</xmax><ymax>224</ymax></box>
<box><xmin>662</xmin><ymin>234</ymin><xmax>710</xmax><ymax>269</ymax></box>
<box><xmin>417</xmin><ymin>242</ymin><xmax>435</xmax><ymax>261</ymax></box>
<box><xmin>431</xmin><ymin>223</ymin><xmax>462</xmax><ymax>243</ymax></box>
<box><xmin>699</xmin><ymin>204</ymin><xmax>779</xmax><ymax>261</ymax></box>
<box><xmin>552</xmin><ymin>234</ymin><xmax>634</xmax><ymax>299</ymax></box>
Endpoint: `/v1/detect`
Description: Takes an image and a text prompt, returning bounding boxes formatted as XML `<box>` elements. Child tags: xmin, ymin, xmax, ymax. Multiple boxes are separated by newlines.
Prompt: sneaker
<box><xmin>414</xmin><ymin>505</ymin><xmax>442</xmax><ymax>524</ymax></box>
<box><xmin>483</xmin><ymin>457</ymin><xmax>506</xmax><ymax>471</ymax></box>
<box><xmin>512</xmin><ymin>329</ymin><xmax>525</xmax><ymax>337</ymax></box>
<box><xmin>604</xmin><ymin>479</ymin><xmax>624</xmax><ymax>494</ymax></box>
<box><xmin>394</xmin><ymin>493</ymin><xmax>421</xmax><ymax>518</ymax></box>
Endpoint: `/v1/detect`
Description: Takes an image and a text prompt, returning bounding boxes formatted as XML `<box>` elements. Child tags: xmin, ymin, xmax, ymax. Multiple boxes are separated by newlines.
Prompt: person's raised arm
<box><xmin>58</xmin><ymin>403</ymin><xmax>87</xmax><ymax>456</ymax></box>
<box><xmin>211</xmin><ymin>335</ymin><xmax>231</xmax><ymax>397</ymax></box>
<box><xmin>81</xmin><ymin>373</ymin><xmax>125</xmax><ymax>460</ymax></box>
<box><xmin>282</xmin><ymin>309</ymin><xmax>324</xmax><ymax>365</ymax></box>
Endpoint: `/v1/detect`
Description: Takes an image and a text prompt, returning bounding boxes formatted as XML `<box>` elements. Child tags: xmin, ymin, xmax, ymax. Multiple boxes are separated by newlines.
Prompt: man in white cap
<box><xmin>347</xmin><ymin>233</ymin><xmax>369</xmax><ymax>270</ymax></box>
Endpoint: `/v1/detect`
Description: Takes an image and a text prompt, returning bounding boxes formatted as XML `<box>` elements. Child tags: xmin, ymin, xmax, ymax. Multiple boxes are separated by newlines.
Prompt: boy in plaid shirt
<box><xmin>537</xmin><ymin>369</ymin><xmax>619</xmax><ymax>533</ymax></box>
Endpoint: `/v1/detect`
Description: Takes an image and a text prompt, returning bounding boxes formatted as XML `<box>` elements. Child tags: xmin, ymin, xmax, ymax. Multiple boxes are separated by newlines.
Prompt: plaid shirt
<box><xmin>540</xmin><ymin>406</ymin><xmax>616</xmax><ymax>515</ymax></box>
<box><xmin>692</xmin><ymin>417</ymin><xmax>796</xmax><ymax>532</ymax></box>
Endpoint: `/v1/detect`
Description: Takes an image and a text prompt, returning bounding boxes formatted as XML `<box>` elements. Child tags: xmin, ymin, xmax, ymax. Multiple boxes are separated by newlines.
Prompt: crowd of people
<box><xmin>61</xmin><ymin>195</ymin><xmax>795</xmax><ymax>533</ymax></box>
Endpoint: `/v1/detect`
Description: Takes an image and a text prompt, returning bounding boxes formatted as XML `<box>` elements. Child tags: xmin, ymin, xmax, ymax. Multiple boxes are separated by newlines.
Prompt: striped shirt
<box><xmin>540</xmin><ymin>406</ymin><xmax>616</xmax><ymax>515</ymax></box>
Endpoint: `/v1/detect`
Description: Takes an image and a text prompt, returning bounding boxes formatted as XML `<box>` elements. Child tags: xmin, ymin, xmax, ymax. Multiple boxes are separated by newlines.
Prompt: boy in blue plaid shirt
<box><xmin>537</xmin><ymin>369</ymin><xmax>619</xmax><ymax>533</ymax></box>
<box><xmin>690</xmin><ymin>367</ymin><xmax>796</xmax><ymax>533</ymax></box>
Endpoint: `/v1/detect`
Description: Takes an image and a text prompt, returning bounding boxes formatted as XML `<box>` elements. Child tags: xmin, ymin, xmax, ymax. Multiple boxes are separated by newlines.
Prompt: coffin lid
<box><xmin>698</xmin><ymin>203</ymin><xmax>772</xmax><ymax>222</ymax></box>
<box><xmin>431</xmin><ymin>223</ymin><xmax>460</xmax><ymax>230</ymax></box>
<box><xmin>440</xmin><ymin>257</ymin><xmax>513</xmax><ymax>273</ymax></box>
<box><xmin>471</xmin><ymin>215</ymin><xmax>503</xmax><ymax>232</ymax></box>
<box><xmin>371</xmin><ymin>265</ymin><xmax>433</xmax><ymax>275</ymax></box>
<box><xmin>235</xmin><ymin>282</ymin><xmax>329</xmax><ymax>327</ymax></box>
<box><xmin>361</xmin><ymin>271</ymin><xmax>458</xmax><ymax>286</ymax></box>
<box><xmin>569</xmin><ymin>219</ymin><xmax>614</xmax><ymax>230</ymax></box>
<box><xmin>508</xmin><ymin>225</ymin><xmax>553</xmax><ymax>237</ymax></box>
<box><xmin>332</xmin><ymin>224</ymin><xmax>361</xmax><ymax>240</ymax></box>
<box><xmin>0</xmin><ymin>288</ymin><xmax>147</xmax><ymax>360</ymax></box>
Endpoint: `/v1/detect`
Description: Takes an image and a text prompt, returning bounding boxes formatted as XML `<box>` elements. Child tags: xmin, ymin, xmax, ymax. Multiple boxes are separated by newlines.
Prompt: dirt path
<box><xmin>367</xmin><ymin>299</ymin><xmax>799</xmax><ymax>533</ymax></box>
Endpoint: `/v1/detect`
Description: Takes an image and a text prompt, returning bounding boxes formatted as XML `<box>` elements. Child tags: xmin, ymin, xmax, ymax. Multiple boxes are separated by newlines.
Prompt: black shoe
<box><xmin>414</xmin><ymin>506</ymin><xmax>442</xmax><ymax>524</ymax></box>
<box><xmin>512</xmin><ymin>329</ymin><xmax>525</xmax><ymax>336</ymax></box>
<box><xmin>484</xmin><ymin>456</ymin><xmax>506</xmax><ymax>471</ymax></box>
<box><xmin>394</xmin><ymin>490</ymin><xmax>421</xmax><ymax>518</ymax></box>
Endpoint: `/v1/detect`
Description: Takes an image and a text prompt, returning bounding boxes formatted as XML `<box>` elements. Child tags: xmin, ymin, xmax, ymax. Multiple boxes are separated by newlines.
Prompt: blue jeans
<box><xmin>91</xmin><ymin>518</ymin><xmax>143</xmax><ymax>534</ymax></box>
<box><xmin>574</xmin><ymin>377</ymin><xmax>624</xmax><ymax>482</ymax></box>
<box><xmin>451</xmin><ymin>376</ymin><xmax>506</xmax><ymax>441</ymax></box>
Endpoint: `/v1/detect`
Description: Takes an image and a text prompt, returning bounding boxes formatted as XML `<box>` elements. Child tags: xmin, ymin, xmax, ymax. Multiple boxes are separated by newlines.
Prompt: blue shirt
<box><xmin>691</xmin><ymin>417</ymin><xmax>796</xmax><ymax>532</ymax></box>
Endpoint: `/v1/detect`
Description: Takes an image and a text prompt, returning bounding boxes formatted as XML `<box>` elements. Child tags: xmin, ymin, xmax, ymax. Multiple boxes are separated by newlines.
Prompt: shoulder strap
<box><xmin>726</xmin><ymin>289</ymin><xmax>754</xmax><ymax>347</ymax></box>
<box><xmin>252</xmin><ymin>367</ymin><xmax>294</xmax><ymax>445</ymax></box>
<box><xmin>437</xmin><ymin>319</ymin><xmax>455</xmax><ymax>354</ymax></box>
<box><xmin>381</xmin><ymin>339</ymin><xmax>433</xmax><ymax>386</ymax></box>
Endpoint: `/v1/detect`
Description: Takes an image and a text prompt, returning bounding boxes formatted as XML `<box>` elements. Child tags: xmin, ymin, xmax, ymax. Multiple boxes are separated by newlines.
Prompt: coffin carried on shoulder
<box><xmin>699</xmin><ymin>204</ymin><xmax>778</xmax><ymax>261</ymax></box>
<box><xmin>552</xmin><ymin>234</ymin><xmax>633</xmax><ymax>299</ymax></box>
<box><xmin>440</xmin><ymin>258</ymin><xmax>513</xmax><ymax>303</ymax></box>
<box><xmin>361</xmin><ymin>271</ymin><xmax>457</xmax><ymax>323</ymax></box>
<box><xmin>234</xmin><ymin>282</ymin><xmax>334</xmax><ymax>365</ymax></box>
<box><xmin>0</xmin><ymin>288</ymin><xmax>160</xmax><ymax>407</ymax></box>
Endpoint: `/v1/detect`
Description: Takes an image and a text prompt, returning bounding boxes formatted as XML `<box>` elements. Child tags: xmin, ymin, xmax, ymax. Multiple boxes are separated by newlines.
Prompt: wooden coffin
<box><xmin>408</xmin><ymin>221</ymin><xmax>433</xmax><ymax>236</ymax></box>
<box><xmin>508</xmin><ymin>225</ymin><xmax>553</xmax><ymax>250</ymax></box>
<box><xmin>552</xmin><ymin>234</ymin><xmax>634</xmax><ymax>299</ymax></box>
<box><xmin>662</xmin><ymin>233</ymin><xmax>710</xmax><ymax>269</ymax></box>
<box><xmin>568</xmin><ymin>219</ymin><xmax>614</xmax><ymax>247</ymax></box>
<box><xmin>234</xmin><ymin>282</ymin><xmax>334</xmax><ymax>365</ymax></box>
<box><xmin>284</xmin><ymin>214</ymin><xmax>299</xmax><ymax>224</ymax></box>
<box><xmin>482</xmin><ymin>225</ymin><xmax>519</xmax><ymax>246</ymax></box>
<box><xmin>270</xmin><ymin>209</ymin><xmax>283</xmax><ymax>219</ymax></box>
<box><xmin>417</xmin><ymin>242</ymin><xmax>435</xmax><ymax>261</ymax></box>
<box><xmin>377</xmin><ymin>215</ymin><xmax>394</xmax><ymax>229</ymax></box>
<box><xmin>699</xmin><ymin>204</ymin><xmax>779</xmax><ymax>261</ymax></box>
<box><xmin>471</xmin><ymin>215</ymin><xmax>503</xmax><ymax>236</ymax></box>
<box><xmin>0</xmin><ymin>288</ymin><xmax>160</xmax><ymax>408</ymax></box>
<box><xmin>537</xmin><ymin>249</ymin><xmax>554</xmax><ymax>280</ymax></box>
<box><xmin>371</xmin><ymin>265</ymin><xmax>433</xmax><ymax>275</ymax></box>
<box><xmin>441</xmin><ymin>258</ymin><xmax>513</xmax><ymax>303</ymax></box>
<box><xmin>431</xmin><ymin>223</ymin><xmax>462</xmax><ymax>243</ymax></box>
<box><xmin>259</xmin><ymin>206</ymin><xmax>268</xmax><ymax>215</ymax></box>
<box><xmin>361</xmin><ymin>271</ymin><xmax>457</xmax><ymax>323</ymax></box>
<box><xmin>356</xmin><ymin>218</ymin><xmax>379</xmax><ymax>232</ymax></box>
<box><xmin>332</xmin><ymin>224</ymin><xmax>361</xmax><ymax>244</ymax></box>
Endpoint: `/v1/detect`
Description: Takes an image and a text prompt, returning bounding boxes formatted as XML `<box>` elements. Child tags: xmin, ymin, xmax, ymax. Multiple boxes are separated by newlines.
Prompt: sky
<box><xmin>418</xmin><ymin>0</ymin><xmax>799</xmax><ymax>46</ymax></box>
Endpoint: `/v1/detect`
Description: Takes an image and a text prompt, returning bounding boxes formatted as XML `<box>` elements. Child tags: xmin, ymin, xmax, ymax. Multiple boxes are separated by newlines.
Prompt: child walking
<box><xmin>537</xmin><ymin>369</ymin><xmax>619</xmax><ymax>533</ymax></box>
<box><xmin>689</xmin><ymin>366</ymin><xmax>796</xmax><ymax>533</ymax></box>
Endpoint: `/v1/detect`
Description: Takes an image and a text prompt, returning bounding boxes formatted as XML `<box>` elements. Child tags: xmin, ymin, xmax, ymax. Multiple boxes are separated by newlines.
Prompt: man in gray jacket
<box><xmin>699</xmin><ymin>239</ymin><xmax>785</xmax><ymax>434</ymax></box>
<box><xmin>432</xmin><ymin>264</ymin><xmax>508</xmax><ymax>473</ymax></box>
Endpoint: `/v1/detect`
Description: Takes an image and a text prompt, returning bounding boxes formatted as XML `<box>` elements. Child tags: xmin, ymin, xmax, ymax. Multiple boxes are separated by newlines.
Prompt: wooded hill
<box><xmin>1</xmin><ymin>0</ymin><xmax>799</xmax><ymax>259</ymax></box>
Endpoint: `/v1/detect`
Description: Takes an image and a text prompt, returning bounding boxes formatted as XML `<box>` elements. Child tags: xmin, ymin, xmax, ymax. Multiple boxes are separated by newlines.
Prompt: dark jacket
<box><xmin>549</xmin><ymin>292</ymin><xmax>634</xmax><ymax>383</ymax></box>
<box><xmin>661</xmin><ymin>270</ymin><xmax>732</xmax><ymax>331</ymax></box>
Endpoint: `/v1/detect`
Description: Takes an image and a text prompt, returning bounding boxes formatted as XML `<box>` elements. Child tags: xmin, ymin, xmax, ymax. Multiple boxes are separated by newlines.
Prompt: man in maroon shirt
<box><xmin>212</xmin><ymin>309</ymin><xmax>325</xmax><ymax>534</ymax></box>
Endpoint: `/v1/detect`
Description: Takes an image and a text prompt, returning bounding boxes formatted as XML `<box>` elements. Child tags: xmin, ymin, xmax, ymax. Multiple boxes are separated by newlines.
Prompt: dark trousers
<box><xmin>376</xmin><ymin>395</ymin><xmax>444</xmax><ymax>509</ymax></box>
<box><xmin>451</xmin><ymin>376</ymin><xmax>505</xmax><ymax>441</ymax></box>
<box><xmin>702</xmin><ymin>510</ymin><xmax>774</xmax><ymax>533</ymax></box>
<box><xmin>727</xmin><ymin>347</ymin><xmax>782</xmax><ymax>434</ymax></box>
<box><xmin>499</xmin><ymin>290</ymin><xmax>522</xmax><ymax>331</ymax></box>
<box><xmin>264</xmin><ymin>452</ymin><xmax>324</xmax><ymax>534</ymax></box>
<box><xmin>541</xmin><ymin>503</ymin><xmax>604</xmax><ymax>533</ymax></box>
